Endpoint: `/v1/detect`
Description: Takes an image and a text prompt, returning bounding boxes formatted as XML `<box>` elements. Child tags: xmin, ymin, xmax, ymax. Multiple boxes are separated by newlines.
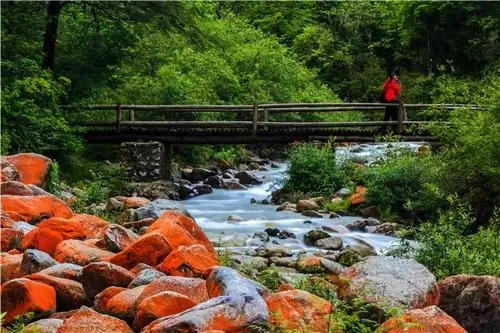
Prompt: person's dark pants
<box><xmin>384</xmin><ymin>103</ymin><xmax>398</xmax><ymax>121</ymax></box>
<box><xmin>384</xmin><ymin>101</ymin><xmax>399</xmax><ymax>133</ymax></box>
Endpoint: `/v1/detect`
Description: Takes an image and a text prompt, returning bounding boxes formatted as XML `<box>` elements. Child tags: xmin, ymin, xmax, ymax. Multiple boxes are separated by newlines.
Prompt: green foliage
<box><xmin>360</xmin><ymin>151</ymin><xmax>446</xmax><ymax>223</ymax></box>
<box><xmin>1</xmin><ymin>60</ymin><xmax>81</xmax><ymax>165</ymax></box>
<box><xmin>71</xmin><ymin>162</ymin><xmax>130</xmax><ymax>212</ymax></box>
<box><xmin>213</xmin><ymin>146</ymin><xmax>252</xmax><ymax>166</ymax></box>
<box><xmin>284</xmin><ymin>142</ymin><xmax>354</xmax><ymax>196</ymax></box>
<box><xmin>391</xmin><ymin>199</ymin><xmax>500</xmax><ymax>280</ymax></box>
<box><xmin>254</xmin><ymin>267</ymin><xmax>282</xmax><ymax>292</ymax></box>
<box><xmin>47</xmin><ymin>160</ymin><xmax>61</xmax><ymax>195</ymax></box>
<box><xmin>1</xmin><ymin>311</ymin><xmax>39</xmax><ymax>333</ymax></box>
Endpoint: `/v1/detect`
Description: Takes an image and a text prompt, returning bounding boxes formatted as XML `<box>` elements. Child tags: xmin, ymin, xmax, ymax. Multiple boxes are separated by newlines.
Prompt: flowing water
<box><xmin>183</xmin><ymin>142</ymin><xmax>423</xmax><ymax>254</ymax></box>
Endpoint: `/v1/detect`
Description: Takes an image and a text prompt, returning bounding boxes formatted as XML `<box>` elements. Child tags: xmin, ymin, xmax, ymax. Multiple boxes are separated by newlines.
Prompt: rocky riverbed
<box><xmin>1</xmin><ymin>152</ymin><xmax>498</xmax><ymax>333</ymax></box>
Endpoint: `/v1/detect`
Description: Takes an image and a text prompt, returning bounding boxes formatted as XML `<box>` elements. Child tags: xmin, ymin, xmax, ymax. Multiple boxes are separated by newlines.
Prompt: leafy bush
<box><xmin>360</xmin><ymin>151</ymin><xmax>446</xmax><ymax>223</ymax></box>
<box><xmin>390</xmin><ymin>199</ymin><xmax>500</xmax><ymax>280</ymax></box>
<box><xmin>283</xmin><ymin>142</ymin><xmax>354</xmax><ymax>196</ymax></box>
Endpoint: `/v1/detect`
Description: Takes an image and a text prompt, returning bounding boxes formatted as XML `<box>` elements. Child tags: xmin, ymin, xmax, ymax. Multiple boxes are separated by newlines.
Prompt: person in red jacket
<box><xmin>382</xmin><ymin>72</ymin><xmax>401</xmax><ymax>121</ymax></box>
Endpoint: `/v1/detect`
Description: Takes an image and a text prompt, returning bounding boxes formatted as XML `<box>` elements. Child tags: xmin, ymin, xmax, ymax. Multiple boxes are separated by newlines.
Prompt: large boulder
<box><xmin>94</xmin><ymin>286</ymin><xmax>126</xmax><ymax>313</ymax></box>
<box><xmin>1</xmin><ymin>195</ymin><xmax>73</xmax><ymax>223</ymax></box>
<box><xmin>157</xmin><ymin>244</ymin><xmax>218</xmax><ymax>277</ymax></box>
<box><xmin>341</xmin><ymin>256</ymin><xmax>439</xmax><ymax>312</ymax></box>
<box><xmin>0</xmin><ymin>278</ymin><xmax>57</xmax><ymax>324</ymax></box>
<box><xmin>2</xmin><ymin>153</ymin><xmax>52</xmax><ymax>188</ymax></box>
<box><xmin>143</xmin><ymin>267</ymin><xmax>269</xmax><ymax>332</ymax></box>
<box><xmin>133</xmin><ymin>291</ymin><xmax>197</xmax><ymax>330</ymax></box>
<box><xmin>379</xmin><ymin>306</ymin><xmax>467</xmax><ymax>333</ymax></box>
<box><xmin>135</xmin><ymin>199</ymin><xmax>189</xmax><ymax>220</ymax></box>
<box><xmin>25</xmin><ymin>318</ymin><xmax>64</xmax><ymax>333</ymax></box>
<box><xmin>54</xmin><ymin>240</ymin><xmax>115</xmax><ymax>266</ymax></box>
<box><xmin>23</xmin><ymin>217</ymin><xmax>85</xmax><ymax>257</ymax></box>
<box><xmin>123</xmin><ymin>196</ymin><xmax>151</xmax><ymax>209</ymax></box>
<box><xmin>128</xmin><ymin>268</ymin><xmax>166</xmax><ymax>288</ymax></box>
<box><xmin>182</xmin><ymin>167</ymin><xmax>216</xmax><ymax>182</ymax></box>
<box><xmin>438</xmin><ymin>274</ymin><xmax>500</xmax><ymax>333</ymax></box>
<box><xmin>146</xmin><ymin>210</ymin><xmax>215</xmax><ymax>255</ymax></box>
<box><xmin>27</xmin><ymin>273</ymin><xmax>88</xmax><ymax>311</ymax></box>
<box><xmin>266</xmin><ymin>290</ymin><xmax>333</xmax><ymax>333</ymax></box>
<box><xmin>106</xmin><ymin>285</ymin><xmax>147</xmax><ymax>320</ymax></box>
<box><xmin>107</xmin><ymin>233</ymin><xmax>172</xmax><ymax>270</ymax></box>
<box><xmin>56</xmin><ymin>306</ymin><xmax>133</xmax><ymax>333</ymax></box>
<box><xmin>81</xmin><ymin>262</ymin><xmax>135</xmax><ymax>300</ymax></box>
<box><xmin>316</xmin><ymin>236</ymin><xmax>343</xmax><ymax>250</ymax></box>
<box><xmin>203</xmin><ymin>175</ymin><xmax>223</xmax><ymax>189</ymax></box>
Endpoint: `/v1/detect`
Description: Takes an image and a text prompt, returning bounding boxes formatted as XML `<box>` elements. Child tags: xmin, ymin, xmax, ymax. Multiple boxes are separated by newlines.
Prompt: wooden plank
<box><xmin>116</xmin><ymin>104</ymin><xmax>121</xmax><ymax>133</ymax></box>
<box><xmin>252</xmin><ymin>104</ymin><xmax>258</xmax><ymax>135</ymax></box>
<box><xmin>397</xmin><ymin>103</ymin><xmax>403</xmax><ymax>134</ymax></box>
<box><xmin>258</xmin><ymin>121</ymin><xmax>398</xmax><ymax>127</ymax></box>
<box><xmin>259</xmin><ymin>103</ymin><xmax>395</xmax><ymax>108</ymax></box>
<box><xmin>264</xmin><ymin>106</ymin><xmax>386</xmax><ymax>112</ymax></box>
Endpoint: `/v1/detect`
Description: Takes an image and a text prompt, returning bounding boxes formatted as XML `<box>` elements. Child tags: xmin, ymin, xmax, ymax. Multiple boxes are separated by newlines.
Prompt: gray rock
<box><xmin>38</xmin><ymin>264</ymin><xmax>83</xmax><ymax>281</ymax></box>
<box><xmin>269</xmin><ymin>257</ymin><xmax>297</xmax><ymax>268</ymax></box>
<box><xmin>227</xmin><ymin>215</ymin><xmax>243</xmax><ymax>222</ymax></box>
<box><xmin>249</xmin><ymin>232</ymin><xmax>269</xmax><ymax>245</ymax></box>
<box><xmin>22</xmin><ymin>249</ymin><xmax>58</xmax><ymax>275</ymax></box>
<box><xmin>303</xmin><ymin>230</ymin><xmax>331</xmax><ymax>246</ymax></box>
<box><xmin>248</xmin><ymin>162</ymin><xmax>260</xmax><ymax>170</ymax></box>
<box><xmin>302</xmin><ymin>210</ymin><xmax>323</xmax><ymax>218</ymax></box>
<box><xmin>370</xmin><ymin>222</ymin><xmax>403</xmax><ymax>236</ymax></box>
<box><xmin>105</xmin><ymin>224</ymin><xmax>140</xmax><ymax>252</ymax></box>
<box><xmin>231</xmin><ymin>255</ymin><xmax>269</xmax><ymax>272</ymax></box>
<box><xmin>222</xmin><ymin>172</ymin><xmax>233</xmax><ymax>179</ymax></box>
<box><xmin>278</xmin><ymin>230</ymin><xmax>296</xmax><ymax>239</ymax></box>
<box><xmin>345</xmin><ymin>256</ymin><xmax>438</xmax><ymax>311</ymax></box>
<box><xmin>347</xmin><ymin>217</ymin><xmax>381</xmax><ymax>231</ymax></box>
<box><xmin>182</xmin><ymin>167</ymin><xmax>216</xmax><ymax>182</ymax></box>
<box><xmin>250</xmin><ymin>198</ymin><xmax>257</xmax><ymax>204</ymax></box>
<box><xmin>135</xmin><ymin>199</ymin><xmax>190</xmax><ymax>220</ymax></box>
<box><xmin>296</xmin><ymin>199</ymin><xmax>319</xmax><ymax>212</ymax></box>
<box><xmin>223</xmin><ymin>180</ymin><xmax>248</xmax><ymax>190</ymax></box>
<box><xmin>334</xmin><ymin>188</ymin><xmax>351</xmax><ymax>198</ymax></box>
<box><xmin>276</xmin><ymin>202</ymin><xmax>296</xmax><ymax>212</ymax></box>
<box><xmin>26</xmin><ymin>318</ymin><xmax>64</xmax><ymax>333</ymax></box>
<box><xmin>315</xmin><ymin>236</ymin><xmax>343</xmax><ymax>250</ymax></box>
<box><xmin>128</xmin><ymin>268</ymin><xmax>166</xmax><ymax>288</ymax></box>
<box><xmin>12</xmin><ymin>221</ymin><xmax>36</xmax><ymax>234</ymax></box>
<box><xmin>320</xmin><ymin>258</ymin><xmax>345</xmax><ymax>275</ymax></box>
<box><xmin>106</xmin><ymin>197</ymin><xmax>124</xmax><ymax>211</ymax></box>
<box><xmin>270</xmin><ymin>162</ymin><xmax>280</xmax><ymax>168</ymax></box>
<box><xmin>256</xmin><ymin>242</ymin><xmax>292</xmax><ymax>258</ymax></box>
<box><xmin>235</xmin><ymin>171</ymin><xmax>263</xmax><ymax>185</ymax></box>
<box><xmin>125</xmin><ymin>180</ymin><xmax>179</xmax><ymax>200</ymax></box>
<box><xmin>204</xmin><ymin>175</ymin><xmax>223</xmax><ymax>188</ymax></box>
<box><xmin>264</xmin><ymin>228</ymin><xmax>280</xmax><ymax>237</ymax></box>
<box><xmin>329</xmin><ymin>213</ymin><xmax>341</xmax><ymax>219</ymax></box>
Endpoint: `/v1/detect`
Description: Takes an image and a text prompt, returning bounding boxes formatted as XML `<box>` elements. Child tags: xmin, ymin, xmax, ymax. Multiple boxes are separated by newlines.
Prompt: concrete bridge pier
<box><xmin>120</xmin><ymin>141</ymin><xmax>173</xmax><ymax>181</ymax></box>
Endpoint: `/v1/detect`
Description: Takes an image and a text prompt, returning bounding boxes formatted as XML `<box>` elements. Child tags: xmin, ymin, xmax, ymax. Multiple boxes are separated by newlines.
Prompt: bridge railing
<box><xmin>62</xmin><ymin>103</ymin><xmax>482</xmax><ymax>136</ymax></box>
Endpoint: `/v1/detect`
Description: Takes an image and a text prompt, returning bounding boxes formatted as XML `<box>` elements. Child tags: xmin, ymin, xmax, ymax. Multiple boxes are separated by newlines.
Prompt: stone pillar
<box><xmin>120</xmin><ymin>141</ymin><xmax>172</xmax><ymax>180</ymax></box>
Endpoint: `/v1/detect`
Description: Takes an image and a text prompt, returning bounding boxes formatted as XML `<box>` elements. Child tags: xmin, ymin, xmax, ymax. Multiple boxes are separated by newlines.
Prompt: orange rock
<box><xmin>1</xmin><ymin>195</ymin><xmax>73</xmax><ymax>223</ymax></box>
<box><xmin>296</xmin><ymin>255</ymin><xmax>324</xmax><ymax>273</ymax></box>
<box><xmin>1</xmin><ymin>228</ymin><xmax>24</xmax><ymax>251</ymax></box>
<box><xmin>277</xmin><ymin>283</ymin><xmax>294</xmax><ymax>292</ymax></box>
<box><xmin>266</xmin><ymin>290</ymin><xmax>333</xmax><ymax>333</ymax></box>
<box><xmin>136</xmin><ymin>276</ymin><xmax>209</xmax><ymax>304</ymax></box>
<box><xmin>124</xmin><ymin>197</ymin><xmax>151</xmax><ymax>209</ymax></box>
<box><xmin>1</xmin><ymin>278</ymin><xmax>56</xmax><ymax>324</ymax></box>
<box><xmin>2</xmin><ymin>153</ymin><xmax>52</xmax><ymax>187</ymax></box>
<box><xmin>0</xmin><ymin>180</ymin><xmax>34</xmax><ymax>196</ymax></box>
<box><xmin>25</xmin><ymin>217</ymin><xmax>84</xmax><ymax>256</ymax></box>
<box><xmin>38</xmin><ymin>263</ymin><xmax>83</xmax><ymax>281</ymax></box>
<box><xmin>147</xmin><ymin>210</ymin><xmax>215</xmax><ymax>255</ymax></box>
<box><xmin>133</xmin><ymin>291</ymin><xmax>197</xmax><ymax>330</ymax></box>
<box><xmin>348</xmin><ymin>186</ymin><xmax>367</xmax><ymax>206</ymax></box>
<box><xmin>28</xmin><ymin>273</ymin><xmax>88</xmax><ymax>311</ymax></box>
<box><xmin>7</xmin><ymin>249</ymin><xmax>22</xmax><ymax>255</ymax></box>
<box><xmin>157</xmin><ymin>244</ymin><xmax>218</xmax><ymax>277</ymax></box>
<box><xmin>0</xmin><ymin>253</ymin><xmax>25</xmax><ymax>283</ymax></box>
<box><xmin>81</xmin><ymin>261</ymin><xmax>135</xmax><ymax>299</ymax></box>
<box><xmin>94</xmin><ymin>286</ymin><xmax>127</xmax><ymax>313</ymax></box>
<box><xmin>106</xmin><ymin>285</ymin><xmax>147</xmax><ymax>320</ymax></box>
<box><xmin>70</xmin><ymin>214</ymin><xmax>109</xmax><ymax>240</ymax></box>
<box><xmin>108</xmin><ymin>233</ymin><xmax>172</xmax><ymax>270</ymax></box>
<box><xmin>379</xmin><ymin>306</ymin><xmax>467</xmax><ymax>333</ymax></box>
<box><xmin>56</xmin><ymin>306</ymin><xmax>133</xmax><ymax>333</ymax></box>
<box><xmin>54</xmin><ymin>239</ymin><xmax>114</xmax><ymax>266</ymax></box>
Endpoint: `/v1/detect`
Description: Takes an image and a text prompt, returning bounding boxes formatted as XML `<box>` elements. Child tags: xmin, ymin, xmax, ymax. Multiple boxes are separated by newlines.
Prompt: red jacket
<box><xmin>383</xmin><ymin>79</ymin><xmax>401</xmax><ymax>102</ymax></box>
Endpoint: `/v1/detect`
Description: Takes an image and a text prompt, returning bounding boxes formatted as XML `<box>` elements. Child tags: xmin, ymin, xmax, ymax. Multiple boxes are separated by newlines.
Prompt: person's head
<box><xmin>389</xmin><ymin>72</ymin><xmax>398</xmax><ymax>80</ymax></box>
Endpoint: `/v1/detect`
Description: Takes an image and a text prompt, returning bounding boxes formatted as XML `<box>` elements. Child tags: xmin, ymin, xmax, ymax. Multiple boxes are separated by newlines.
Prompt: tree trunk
<box><xmin>42</xmin><ymin>1</ymin><xmax>62</xmax><ymax>70</ymax></box>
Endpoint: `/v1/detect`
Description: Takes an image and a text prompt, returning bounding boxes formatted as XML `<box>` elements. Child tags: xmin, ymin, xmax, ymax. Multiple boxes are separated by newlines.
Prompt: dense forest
<box><xmin>2</xmin><ymin>1</ymin><xmax>499</xmax><ymax>161</ymax></box>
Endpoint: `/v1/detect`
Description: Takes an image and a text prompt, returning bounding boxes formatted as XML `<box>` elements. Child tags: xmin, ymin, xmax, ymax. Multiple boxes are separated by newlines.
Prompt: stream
<box><xmin>183</xmin><ymin>142</ymin><xmax>423</xmax><ymax>254</ymax></box>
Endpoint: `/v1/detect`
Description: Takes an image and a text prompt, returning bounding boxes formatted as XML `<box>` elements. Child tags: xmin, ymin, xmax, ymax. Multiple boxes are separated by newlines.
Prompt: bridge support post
<box><xmin>116</xmin><ymin>103</ymin><xmax>122</xmax><ymax>133</ymax></box>
<box><xmin>252</xmin><ymin>103</ymin><xmax>258</xmax><ymax>135</ymax></box>
<box><xmin>162</xmin><ymin>143</ymin><xmax>173</xmax><ymax>181</ymax></box>
<box><xmin>120</xmin><ymin>141</ymin><xmax>171</xmax><ymax>181</ymax></box>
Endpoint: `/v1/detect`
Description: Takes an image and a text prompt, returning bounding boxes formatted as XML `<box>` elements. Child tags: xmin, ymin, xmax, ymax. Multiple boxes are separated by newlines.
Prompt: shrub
<box><xmin>283</xmin><ymin>141</ymin><xmax>354</xmax><ymax>196</ymax></box>
<box><xmin>389</xmin><ymin>199</ymin><xmax>500</xmax><ymax>280</ymax></box>
<box><xmin>360</xmin><ymin>151</ymin><xmax>446</xmax><ymax>223</ymax></box>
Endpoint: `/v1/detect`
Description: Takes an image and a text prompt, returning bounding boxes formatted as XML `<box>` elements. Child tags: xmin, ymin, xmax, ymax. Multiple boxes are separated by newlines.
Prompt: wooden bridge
<box><xmin>64</xmin><ymin>103</ymin><xmax>479</xmax><ymax>144</ymax></box>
